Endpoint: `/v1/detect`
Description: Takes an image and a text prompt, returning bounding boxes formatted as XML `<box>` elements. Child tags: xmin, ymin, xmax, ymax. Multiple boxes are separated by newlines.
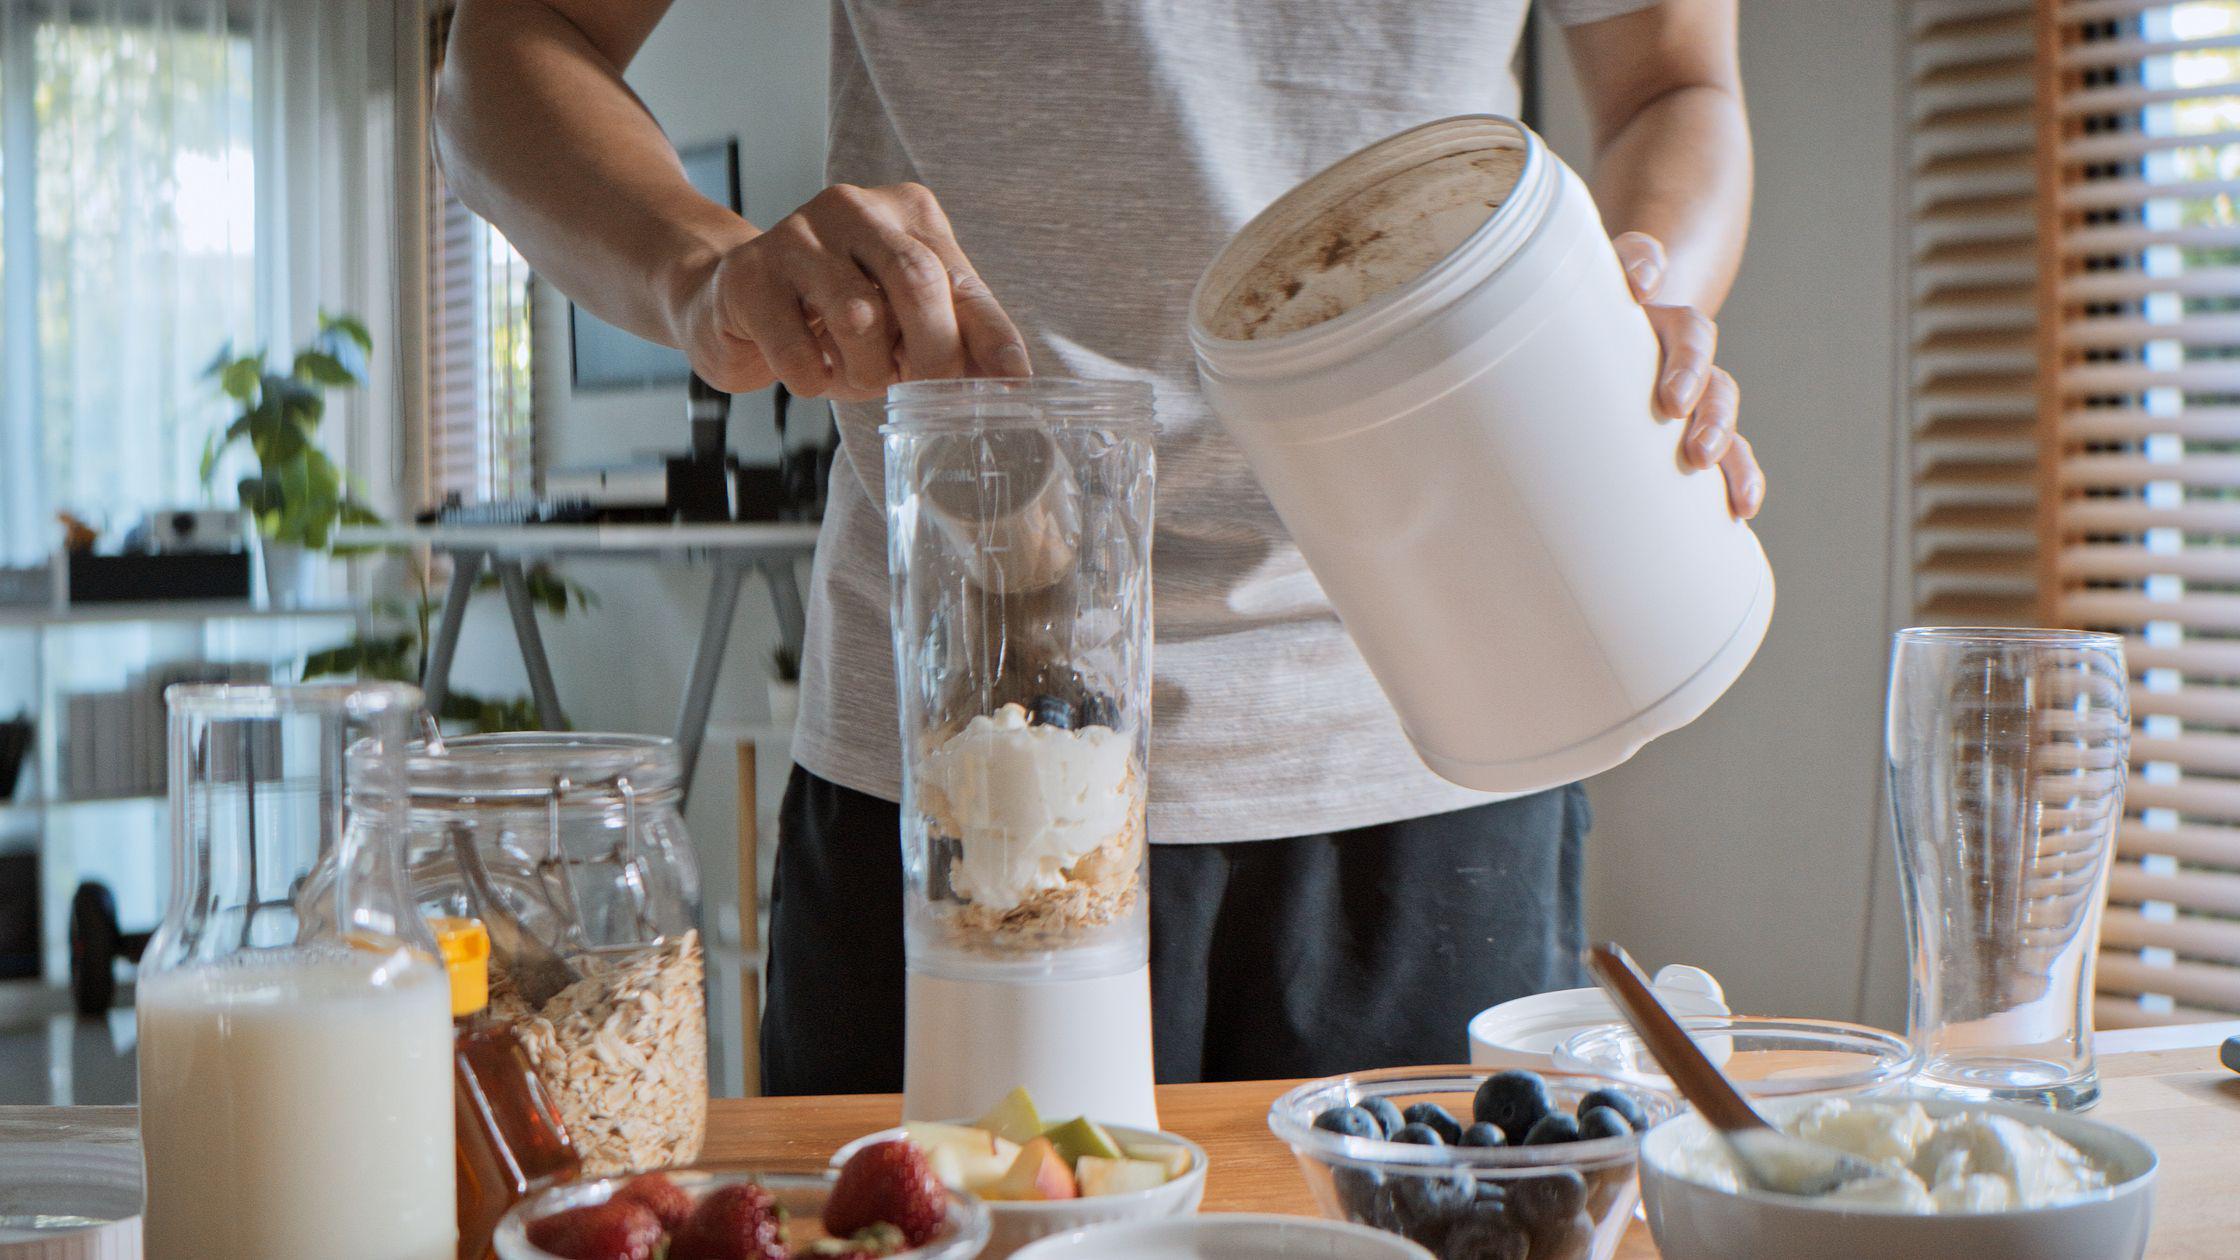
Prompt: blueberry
<box><xmin>1523</xmin><ymin>1114</ymin><xmax>1582</xmax><ymax>1145</ymax></box>
<box><xmin>1027</xmin><ymin>694</ymin><xmax>1074</xmax><ymax>729</ymax></box>
<box><xmin>1576</xmin><ymin>1106</ymin><xmax>1630</xmax><ymax>1141</ymax></box>
<box><xmin>1315</xmin><ymin>1105</ymin><xmax>1380</xmax><ymax>1139</ymax></box>
<box><xmin>1362</xmin><ymin>1097</ymin><xmax>1406</xmax><ymax>1139</ymax></box>
<box><xmin>1393</xmin><ymin>1170</ymin><xmax>1474</xmax><ymax>1251</ymax></box>
<box><xmin>1459</xmin><ymin>1121</ymin><xmax>1507</xmax><ymax>1148</ymax></box>
<box><xmin>1331</xmin><ymin>1165</ymin><xmax>1386</xmax><ymax>1223</ymax></box>
<box><xmin>1472</xmin><ymin>1071</ymin><xmax>1552</xmax><ymax>1144</ymax></box>
<box><xmin>1388</xmin><ymin>1122</ymin><xmax>1444</xmax><ymax>1146</ymax></box>
<box><xmin>1441</xmin><ymin>1197</ymin><xmax>1528</xmax><ymax>1260</ymax></box>
<box><xmin>1574</xmin><ymin>1087</ymin><xmax>1647</xmax><ymax>1132</ymax></box>
<box><xmin>1471</xmin><ymin>1178</ymin><xmax>1508</xmax><ymax>1205</ymax></box>
<box><xmin>1076</xmin><ymin>690</ymin><xmax>1119</xmax><ymax>729</ymax></box>
<box><xmin>1506</xmin><ymin>1169</ymin><xmax>1587</xmax><ymax>1229</ymax></box>
<box><xmin>1402</xmin><ymin>1102</ymin><xmax>1463</xmax><ymax>1145</ymax></box>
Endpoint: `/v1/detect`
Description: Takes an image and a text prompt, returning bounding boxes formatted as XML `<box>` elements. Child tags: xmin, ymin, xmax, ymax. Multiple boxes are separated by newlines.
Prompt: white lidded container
<box><xmin>1189</xmin><ymin>115</ymin><xmax>1773</xmax><ymax>792</ymax></box>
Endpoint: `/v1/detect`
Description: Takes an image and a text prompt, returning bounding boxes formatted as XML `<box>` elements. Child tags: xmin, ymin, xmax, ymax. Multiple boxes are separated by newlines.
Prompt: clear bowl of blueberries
<box><xmin>1268</xmin><ymin>1065</ymin><xmax>1677</xmax><ymax>1260</ymax></box>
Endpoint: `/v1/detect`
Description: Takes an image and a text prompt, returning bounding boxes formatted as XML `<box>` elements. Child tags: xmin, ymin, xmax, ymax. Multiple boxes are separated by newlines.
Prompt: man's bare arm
<box><xmin>1564</xmin><ymin>0</ymin><xmax>1760</xmax><ymax>517</ymax></box>
<box><xmin>436</xmin><ymin>0</ymin><xmax>1027</xmax><ymax>399</ymax></box>
<box><xmin>1564</xmin><ymin>0</ymin><xmax>1751</xmax><ymax>314</ymax></box>
<box><xmin>436</xmin><ymin>0</ymin><xmax>734</xmax><ymax>346</ymax></box>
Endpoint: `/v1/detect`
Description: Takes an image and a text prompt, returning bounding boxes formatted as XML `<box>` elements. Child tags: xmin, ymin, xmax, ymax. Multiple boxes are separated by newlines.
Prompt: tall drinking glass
<box><xmin>1886</xmin><ymin>627</ymin><xmax>2128</xmax><ymax>1110</ymax></box>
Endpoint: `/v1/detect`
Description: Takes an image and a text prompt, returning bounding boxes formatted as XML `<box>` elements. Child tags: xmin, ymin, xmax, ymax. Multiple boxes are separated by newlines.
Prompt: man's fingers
<box><xmin>1684</xmin><ymin>368</ymin><xmax>1740</xmax><ymax>470</ymax></box>
<box><xmin>849</xmin><ymin>226</ymin><xmax>965</xmax><ymax>379</ymax></box>
<box><xmin>949</xmin><ymin>266</ymin><xmax>1032</xmax><ymax>377</ymax></box>
<box><xmin>1612</xmin><ymin>230</ymin><xmax>1666</xmax><ymax>301</ymax></box>
<box><xmin>792</xmin><ymin>256</ymin><xmax>895</xmax><ymax>395</ymax></box>
<box><xmin>726</xmin><ymin>265</ymin><xmax>833</xmax><ymax>397</ymax></box>
<box><xmin>1647</xmin><ymin>304</ymin><xmax>1717</xmax><ymax>420</ymax></box>
<box><xmin>1720</xmin><ymin>431</ymin><xmax>1764</xmax><ymax>520</ymax></box>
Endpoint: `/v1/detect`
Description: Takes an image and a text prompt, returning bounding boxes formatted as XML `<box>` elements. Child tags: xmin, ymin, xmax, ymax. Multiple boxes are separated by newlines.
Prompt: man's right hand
<box><xmin>670</xmin><ymin>182</ymin><xmax>1032</xmax><ymax>402</ymax></box>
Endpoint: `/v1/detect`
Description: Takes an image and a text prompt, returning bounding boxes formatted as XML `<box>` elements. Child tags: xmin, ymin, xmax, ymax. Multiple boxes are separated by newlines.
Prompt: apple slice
<box><xmin>984</xmin><ymin>1136</ymin><xmax>1079</xmax><ymax>1201</ymax></box>
<box><xmin>1076</xmin><ymin>1155</ymin><xmax>1171</xmax><ymax>1197</ymax></box>
<box><xmin>904</xmin><ymin>1122</ymin><xmax>1020</xmax><ymax>1192</ymax></box>
<box><xmin>975</xmin><ymin>1086</ymin><xmax>1045</xmax><ymax>1146</ymax></box>
<box><xmin>1043</xmin><ymin>1116</ymin><xmax>1124</xmax><ymax>1166</ymax></box>
<box><xmin>1118</xmin><ymin>1140</ymin><xmax>1194</xmax><ymax>1180</ymax></box>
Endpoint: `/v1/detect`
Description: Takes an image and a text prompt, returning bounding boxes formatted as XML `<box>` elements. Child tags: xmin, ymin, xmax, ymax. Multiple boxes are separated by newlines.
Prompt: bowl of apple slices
<box><xmin>833</xmin><ymin>1088</ymin><xmax>1210</xmax><ymax>1259</ymax></box>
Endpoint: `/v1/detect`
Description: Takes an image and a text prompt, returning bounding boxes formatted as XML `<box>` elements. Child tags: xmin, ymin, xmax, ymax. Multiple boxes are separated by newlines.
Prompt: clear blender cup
<box><xmin>886</xmin><ymin>378</ymin><xmax>1156</xmax><ymax>979</ymax></box>
<box><xmin>886</xmin><ymin>378</ymin><xmax>1159</xmax><ymax>1125</ymax></box>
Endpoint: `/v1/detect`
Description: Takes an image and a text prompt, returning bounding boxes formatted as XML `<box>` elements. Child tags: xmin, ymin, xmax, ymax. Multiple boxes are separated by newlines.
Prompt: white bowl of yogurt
<box><xmin>1639</xmin><ymin>1096</ymin><xmax>2156</xmax><ymax>1260</ymax></box>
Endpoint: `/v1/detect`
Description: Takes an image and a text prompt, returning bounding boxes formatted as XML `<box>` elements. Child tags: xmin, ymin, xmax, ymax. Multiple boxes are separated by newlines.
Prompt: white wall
<box><xmin>445</xmin><ymin>0</ymin><xmax>831</xmax><ymax>1094</ymax></box>
<box><xmin>1536</xmin><ymin>2</ymin><xmax>1911</xmax><ymax>1025</ymax></box>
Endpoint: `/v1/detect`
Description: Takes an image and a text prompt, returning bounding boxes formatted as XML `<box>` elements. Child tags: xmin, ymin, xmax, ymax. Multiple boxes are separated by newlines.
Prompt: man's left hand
<box><xmin>1612</xmin><ymin>231</ymin><xmax>1763</xmax><ymax>520</ymax></box>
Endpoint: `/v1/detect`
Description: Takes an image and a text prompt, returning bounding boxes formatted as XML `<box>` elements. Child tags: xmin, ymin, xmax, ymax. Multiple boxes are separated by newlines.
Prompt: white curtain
<box><xmin>0</xmin><ymin>0</ymin><xmax>404</xmax><ymax>565</ymax></box>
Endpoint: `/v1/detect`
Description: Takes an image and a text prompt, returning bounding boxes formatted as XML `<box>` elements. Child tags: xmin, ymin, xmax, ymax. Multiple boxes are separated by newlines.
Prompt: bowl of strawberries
<box><xmin>496</xmin><ymin>1143</ymin><xmax>991</xmax><ymax>1260</ymax></box>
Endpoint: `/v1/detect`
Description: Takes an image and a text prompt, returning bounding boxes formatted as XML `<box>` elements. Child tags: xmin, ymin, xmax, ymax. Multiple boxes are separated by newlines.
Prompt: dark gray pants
<box><xmin>761</xmin><ymin>765</ymin><xmax>1588</xmax><ymax>1094</ymax></box>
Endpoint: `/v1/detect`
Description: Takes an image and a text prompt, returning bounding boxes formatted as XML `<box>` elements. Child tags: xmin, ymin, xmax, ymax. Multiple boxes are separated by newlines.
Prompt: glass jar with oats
<box><xmin>392</xmin><ymin>732</ymin><xmax>706</xmax><ymax>1177</ymax></box>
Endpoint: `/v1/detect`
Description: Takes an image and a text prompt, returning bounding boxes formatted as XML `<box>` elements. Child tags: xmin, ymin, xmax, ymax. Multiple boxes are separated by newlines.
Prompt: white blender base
<box><xmin>904</xmin><ymin>965</ymin><xmax>1159</xmax><ymax>1130</ymax></box>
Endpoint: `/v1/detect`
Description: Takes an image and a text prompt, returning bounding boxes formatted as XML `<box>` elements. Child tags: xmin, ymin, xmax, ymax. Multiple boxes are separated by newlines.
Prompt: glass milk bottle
<box><xmin>885</xmin><ymin>378</ymin><xmax>1159</xmax><ymax>1127</ymax></box>
<box><xmin>136</xmin><ymin>683</ymin><xmax>456</xmax><ymax>1260</ymax></box>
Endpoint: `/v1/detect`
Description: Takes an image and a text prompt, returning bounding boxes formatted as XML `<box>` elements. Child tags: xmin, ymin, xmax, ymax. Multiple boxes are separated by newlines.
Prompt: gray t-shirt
<box><xmin>796</xmin><ymin>0</ymin><xmax>1658</xmax><ymax>843</ymax></box>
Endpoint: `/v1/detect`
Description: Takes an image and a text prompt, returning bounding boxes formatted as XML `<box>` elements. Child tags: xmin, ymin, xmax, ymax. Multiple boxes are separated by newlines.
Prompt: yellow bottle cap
<box><xmin>430</xmin><ymin>916</ymin><xmax>491</xmax><ymax>1017</ymax></box>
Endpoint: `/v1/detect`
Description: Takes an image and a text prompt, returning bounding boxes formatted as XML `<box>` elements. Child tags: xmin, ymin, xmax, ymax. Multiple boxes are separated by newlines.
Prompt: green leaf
<box><xmin>198</xmin><ymin>432</ymin><xmax>222</xmax><ymax>486</ymax></box>
<box><xmin>293</xmin><ymin>349</ymin><xmax>358</xmax><ymax>387</ymax></box>
<box><xmin>219</xmin><ymin>353</ymin><xmax>265</xmax><ymax>403</ymax></box>
<box><xmin>201</xmin><ymin>340</ymin><xmax>237</xmax><ymax>381</ymax></box>
<box><xmin>236</xmin><ymin>476</ymin><xmax>280</xmax><ymax>515</ymax></box>
<box><xmin>321</xmin><ymin>310</ymin><xmax>374</xmax><ymax>353</ymax></box>
<box><xmin>340</xmin><ymin>500</ymin><xmax>384</xmax><ymax>527</ymax></box>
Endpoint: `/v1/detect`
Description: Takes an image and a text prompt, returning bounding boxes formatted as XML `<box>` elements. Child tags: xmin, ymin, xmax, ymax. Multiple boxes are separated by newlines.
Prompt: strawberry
<box><xmin>524</xmin><ymin>1200</ymin><xmax>663</xmax><ymax>1260</ymax></box>
<box><xmin>823</xmin><ymin>1140</ymin><xmax>949</xmax><ymax>1248</ymax></box>
<box><xmin>611</xmin><ymin>1171</ymin><xmax>694</xmax><ymax>1232</ymax></box>
<box><xmin>670</xmin><ymin>1181</ymin><xmax>790</xmax><ymax>1260</ymax></box>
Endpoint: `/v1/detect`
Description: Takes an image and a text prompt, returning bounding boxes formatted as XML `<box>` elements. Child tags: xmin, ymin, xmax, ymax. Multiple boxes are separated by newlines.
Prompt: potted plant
<box><xmin>768</xmin><ymin>644</ymin><xmax>801</xmax><ymax>730</ymax></box>
<box><xmin>200</xmin><ymin>312</ymin><xmax>382</xmax><ymax>607</ymax></box>
<box><xmin>302</xmin><ymin>558</ymin><xmax>596</xmax><ymax>733</ymax></box>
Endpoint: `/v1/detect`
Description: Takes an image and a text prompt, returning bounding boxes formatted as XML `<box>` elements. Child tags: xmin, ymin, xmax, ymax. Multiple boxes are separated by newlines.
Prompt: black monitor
<box><xmin>568</xmin><ymin>138</ymin><xmax>741</xmax><ymax>390</ymax></box>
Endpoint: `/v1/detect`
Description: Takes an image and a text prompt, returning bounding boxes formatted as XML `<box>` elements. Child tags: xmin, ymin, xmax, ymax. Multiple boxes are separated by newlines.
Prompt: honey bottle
<box><xmin>436</xmin><ymin>917</ymin><xmax>581</xmax><ymax>1260</ymax></box>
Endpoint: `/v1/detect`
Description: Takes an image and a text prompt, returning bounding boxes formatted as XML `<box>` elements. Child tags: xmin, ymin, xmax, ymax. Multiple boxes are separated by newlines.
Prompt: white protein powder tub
<box><xmin>1189</xmin><ymin>115</ymin><xmax>1774</xmax><ymax>792</ymax></box>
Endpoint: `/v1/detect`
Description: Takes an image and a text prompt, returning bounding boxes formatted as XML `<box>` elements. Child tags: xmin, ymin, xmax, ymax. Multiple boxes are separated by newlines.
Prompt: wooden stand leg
<box><xmin>737</xmin><ymin>739</ymin><xmax>761</xmax><ymax>1098</ymax></box>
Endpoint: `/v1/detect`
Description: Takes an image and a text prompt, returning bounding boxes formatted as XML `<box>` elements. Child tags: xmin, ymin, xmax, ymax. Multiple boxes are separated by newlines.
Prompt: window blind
<box><xmin>1910</xmin><ymin>0</ymin><xmax>2240</xmax><ymax>1026</ymax></box>
<box><xmin>422</xmin><ymin>2</ymin><xmax>533</xmax><ymax>508</ymax></box>
<box><xmin>1907</xmin><ymin>0</ymin><xmax>2045</xmax><ymax>624</ymax></box>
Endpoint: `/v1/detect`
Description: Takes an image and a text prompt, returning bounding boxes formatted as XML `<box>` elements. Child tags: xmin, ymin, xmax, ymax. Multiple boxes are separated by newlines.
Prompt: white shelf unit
<box><xmin>0</xmin><ymin>601</ymin><xmax>364</xmax><ymax>988</ymax></box>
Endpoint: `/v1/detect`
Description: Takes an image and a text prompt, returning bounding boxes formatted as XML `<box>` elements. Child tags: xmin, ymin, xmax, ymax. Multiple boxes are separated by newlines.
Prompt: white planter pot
<box><xmin>259</xmin><ymin>541</ymin><xmax>317</xmax><ymax>608</ymax></box>
<box><xmin>766</xmin><ymin>679</ymin><xmax>800</xmax><ymax>731</ymax></box>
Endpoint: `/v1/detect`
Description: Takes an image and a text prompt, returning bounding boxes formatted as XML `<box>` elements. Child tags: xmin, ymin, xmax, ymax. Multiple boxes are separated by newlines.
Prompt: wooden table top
<box><xmin>703</xmin><ymin>1039</ymin><xmax>2240</xmax><ymax>1260</ymax></box>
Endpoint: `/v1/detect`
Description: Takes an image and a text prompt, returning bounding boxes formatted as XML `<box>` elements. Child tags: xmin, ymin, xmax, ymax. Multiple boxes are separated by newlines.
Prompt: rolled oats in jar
<box><xmin>399</xmin><ymin>732</ymin><xmax>706</xmax><ymax>1175</ymax></box>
